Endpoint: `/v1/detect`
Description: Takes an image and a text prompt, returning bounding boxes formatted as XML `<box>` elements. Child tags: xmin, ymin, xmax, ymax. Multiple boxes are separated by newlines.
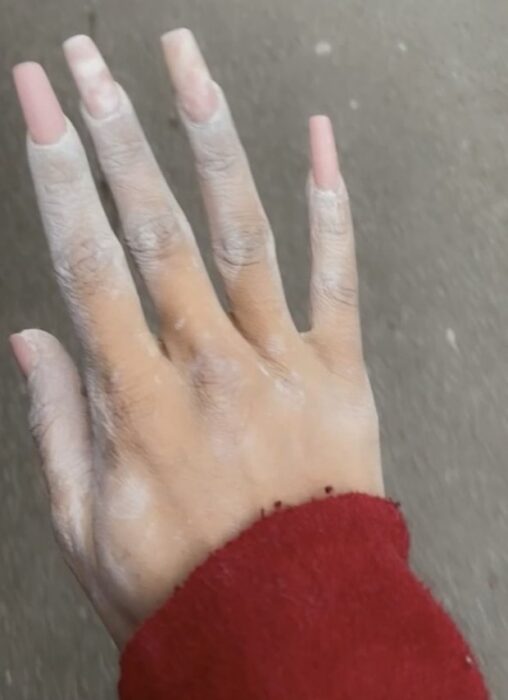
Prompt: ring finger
<box><xmin>161</xmin><ymin>29</ymin><xmax>299</xmax><ymax>359</ymax></box>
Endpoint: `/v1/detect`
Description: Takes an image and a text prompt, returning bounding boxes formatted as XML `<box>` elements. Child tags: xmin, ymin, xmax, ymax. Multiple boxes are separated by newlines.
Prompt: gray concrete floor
<box><xmin>1</xmin><ymin>0</ymin><xmax>507</xmax><ymax>697</ymax></box>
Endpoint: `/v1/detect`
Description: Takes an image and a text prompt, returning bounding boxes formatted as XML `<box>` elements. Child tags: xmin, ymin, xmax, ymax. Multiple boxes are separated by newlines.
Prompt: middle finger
<box><xmin>63</xmin><ymin>35</ymin><xmax>234</xmax><ymax>359</ymax></box>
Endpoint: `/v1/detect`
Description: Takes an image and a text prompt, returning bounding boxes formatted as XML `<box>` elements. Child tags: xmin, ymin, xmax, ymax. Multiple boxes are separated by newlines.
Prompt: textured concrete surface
<box><xmin>1</xmin><ymin>0</ymin><xmax>508</xmax><ymax>697</ymax></box>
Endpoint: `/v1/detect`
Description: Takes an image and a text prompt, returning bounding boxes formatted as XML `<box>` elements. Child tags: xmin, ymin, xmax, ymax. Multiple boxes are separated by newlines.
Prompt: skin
<box><xmin>10</xmin><ymin>29</ymin><xmax>383</xmax><ymax>648</ymax></box>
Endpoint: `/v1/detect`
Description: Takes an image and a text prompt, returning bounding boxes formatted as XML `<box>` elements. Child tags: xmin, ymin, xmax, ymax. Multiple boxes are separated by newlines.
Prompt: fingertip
<box><xmin>9</xmin><ymin>332</ymin><xmax>36</xmax><ymax>377</ymax></box>
<box><xmin>309</xmin><ymin>114</ymin><xmax>333</xmax><ymax>140</ymax></box>
<box><xmin>309</xmin><ymin>114</ymin><xmax>339</xmax><ymax>191</ymax></box>
<box><xmin>62</xmin><ymin>33</ymin><xmax>93</xmax><ymax>53</ymax></box>
<box><xmin>309</xmin><ymin>114</ymin><xmax>330</xmax><ymax>127</ymax></box>
<box><xmin>160</xmin><ymin>27</ymin><xmax>217</xmax><ymax>123</ymax></box>
<box><xmin>12</xmin><ymin>62</ymin><xmax>67</xmax><ymax>145</ymax></box>
<box><xmin>160</xmin><ymin>27</ymin><xmax>194</xmax><ymax>47</ymax></box>
<box><xmin>62</xmin><ymin>33</ymin><xmax>120</xmax><ymax>119</ymax></box>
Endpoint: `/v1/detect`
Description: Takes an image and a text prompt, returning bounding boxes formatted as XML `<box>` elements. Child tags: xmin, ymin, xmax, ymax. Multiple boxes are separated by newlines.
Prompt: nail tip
<box><xmin>12</xmin><ymin>61</ymin><xmax>43</xmax><ymax>80</ymax></box>
<box><xmin>161</xmin><ymin>27</ymin><xmax>197</xmax><ymax>52</ymax></box>
<box><xmin>8</xmin><ymin>332</ymin><xmax>35</xmax><ymax>377</ymax></box>
<box><xmin>161</xmin><ymin>27</ymin><xmax>193</xmax><ymax>41</ymax></box>
<box><xmin>64</xmin><ymin>32</ymin><xmax>91</xmax><ymax>42</ymax></box>
<box><xmin>63</xmin><ymin>34</ymin><xmax>93</xmax><ymax>51</ymax></box>
<box><xmin>309</xmin><ymin>114</ymin><xmax>331</xmax><ymax>128</ymax></box>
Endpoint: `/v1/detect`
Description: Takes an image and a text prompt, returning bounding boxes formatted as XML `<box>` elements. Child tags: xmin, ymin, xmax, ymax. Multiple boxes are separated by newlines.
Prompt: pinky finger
<box><xmin>307</xmin><ymin>116</ymin><xmax>363</xmax><ymax>368</ymax></box>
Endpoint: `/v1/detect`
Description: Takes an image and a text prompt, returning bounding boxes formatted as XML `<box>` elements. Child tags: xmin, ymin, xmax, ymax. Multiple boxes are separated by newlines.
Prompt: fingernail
<box><xmin>63</xmin><ymin>34</ymin><xmax>120</xmax><ymax>119</ymax></box>
<box><xmin>161</xmin><ymin>28</ymin><xmax>218</xmax><ymax>123</ymax></box>
<box><xmin>9</xmin><ymin>332</ymin><xmax>37</xmax><ymax>377</ymax></box>
<box><xmin>12</xmin><ymin>62</ymin><xmax>67</xmax><ymax>145</ymax></box>
<box><xmin>309</xmin><ymin>115</ymin><xmax>340</xmax><ymax>191</ymax></box>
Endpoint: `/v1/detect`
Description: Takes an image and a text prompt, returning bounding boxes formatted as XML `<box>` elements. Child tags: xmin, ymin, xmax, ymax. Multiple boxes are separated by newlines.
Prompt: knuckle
<box><xmin>313</xmin><ymin>273</ymin><xmax>358</xmax><ymax>310</ymax></box>
<box><xmin>126</xmin><ymin>210</ymin><xmax>190</xmax><ymax>265</ymax></box>
<box><xmin>87</xmin><ymin>363</ymin><xmax>160</xmax><ymax>447</ymax></box>
<box><xmin>195</xmin><ymin>140</ymin><xmax>240</xmax><ymax>180</ymax></box>
<box><xmin>189</xmin><ymin>349</ymin><xmax>247</xmax><ymax>407</ymax></box>
<box><xmin>214</xmin><ymin>219</ymin><xmax>271</xmax><ymax>270</ymax></box>
<box><xmin>191</xmin><ymin>352</ymin><xmax>242</xmax><ymax>387</ymax></box>
<box><xmin>99</xmin><ymin>131</ymin><xmax>148</xmax><ymax>172</ymax></box>
<box><xmin>316</xmin><ymin>215</ymin><xmax>349</xmax><ymax>242</ymax></box>
<box><xmin>324</xmin><ymin>283</ymin><xmax>358</xmax><ymax>309</ymax></box>
<box><xmin>56</xmin><ymin>232</ymin><xmax>124</xmax><ymax>292</ymax></box>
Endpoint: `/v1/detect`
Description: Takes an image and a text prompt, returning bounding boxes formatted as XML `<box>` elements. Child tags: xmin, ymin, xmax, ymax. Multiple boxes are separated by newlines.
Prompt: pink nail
<box><xmin>9</xmin><ymin>333</ymin><xmax>35</xmax><ymax>377</ymax></box>
<box><xmin>161</xmin><ymin>28</ymin><xmax>218</xmax><ymax>123</ymax></box>
<box><xmin>63</xmin><ymin>34</ymin><xmax>120</xmax><ymax>119</ymax></box>
<box><xmin>309</xmin><ymin>115</ymin><xmax>340</xmax><ymax>191</ymax></box>
<box><xmin>12</xmin><ymin>62</ymin><xmax>67</xmax><ymax>145</ymax></box>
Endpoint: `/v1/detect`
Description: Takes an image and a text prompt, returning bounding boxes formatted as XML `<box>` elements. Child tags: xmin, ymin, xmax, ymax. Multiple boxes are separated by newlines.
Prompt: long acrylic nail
<box><xmin>161</xmin><ymin>28</ymin><xmax>218</xmax><ymax>123</ymax></box>
<box><xmin>12</xmin><ymin>62</ymin><xmax>67</xmax><ymax>145</ymax></box>
<box><xmin>63</xmin><ymin>34</ymin><xmax>120</xmax><ymax>119</ymax></box>
<box><xmin>309</xmin><ymin>115</ymin><xmax>340</xmax><ymax>191</ymax></box>
<box><xmin>9</xmin><ymin>333</ymin><xmax>36</xmax><ymax>377</ymax></box>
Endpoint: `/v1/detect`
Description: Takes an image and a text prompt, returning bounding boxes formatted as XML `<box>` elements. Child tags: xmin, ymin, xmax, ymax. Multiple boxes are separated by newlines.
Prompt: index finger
<box><xmin>13</xmin><ymin>62</ymin><xmax>160</xmax><ymax>372</ymax></box>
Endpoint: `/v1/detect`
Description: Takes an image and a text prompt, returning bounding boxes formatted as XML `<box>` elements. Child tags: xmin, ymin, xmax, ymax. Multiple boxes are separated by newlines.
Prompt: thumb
<box><xmin>10</xmin><ymin>329</ymin><xmax>92</xmax><ymax>564</ymax></box>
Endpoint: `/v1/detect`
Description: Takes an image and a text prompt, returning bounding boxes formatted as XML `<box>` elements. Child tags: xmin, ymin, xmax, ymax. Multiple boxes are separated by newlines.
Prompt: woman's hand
<box><xmin>10</xmin><ymin>29</ymin><xmax>383</xmax><ymax>648</ymax></box>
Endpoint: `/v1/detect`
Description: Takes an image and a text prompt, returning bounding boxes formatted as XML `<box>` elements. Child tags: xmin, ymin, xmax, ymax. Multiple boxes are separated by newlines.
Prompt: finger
<box><xmin>62</xmin><ymin>36</ymin><xmax>232</xmax><ymax>356</ymax></box>
<box><xmin>12</xmin><ymin>62</ymin><xmax>161</xmax><ymax>374</ymax></box>
<box><xmin>161</xmin><ymin>29</ymin><xmax>298</xmax><ymax>356</ymax></box>
<box><xmin>9</xmin><ymin>330</ymin><xmax>92</xmax><ymax>568</ymax></box>
<box><xmin>307</xmin><ymin>116</ymin><xmax>362</xmax><ymax>365</ymax></box>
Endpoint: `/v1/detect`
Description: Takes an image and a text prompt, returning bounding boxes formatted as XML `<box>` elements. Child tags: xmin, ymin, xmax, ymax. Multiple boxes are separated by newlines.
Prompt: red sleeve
<box><xmin>118</xmin><ymin>493</ymin><xmax>489</xmax><ymax>699</ymax></box>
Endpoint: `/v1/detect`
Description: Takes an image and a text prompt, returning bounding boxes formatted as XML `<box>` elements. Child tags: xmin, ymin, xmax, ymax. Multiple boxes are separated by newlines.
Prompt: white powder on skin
<box><xmin>264</xmin><ymin>334</ymin><xmax>287</xmax><ymax>359</ymax></box>
<box><xmin>27</xmin><ymin>120</ymin><xmax>134</xmax><ymax>336</ymax></box>
<box><xmin>181</xmin><ymin>84</ymin><xmax>277</xmax><ymax>283</ymax></box>
<box><xmin>109</xmin><ymin>472</ymin><xmax>150</xmax><ymax>521</ymax></box>
<box><xmin>274</xmin><ymin>371</ymin><xmax>306</xmax><ymax>406</ymax></box>
<box><xmin>79</xmin><ymin>87</ymin><xmax>196</xmax><ymax>277</ymax></box>
<box><xmin>309</xmin><ymin>183</ymin><xmax>350</xmax><ymax>293</ymax></box>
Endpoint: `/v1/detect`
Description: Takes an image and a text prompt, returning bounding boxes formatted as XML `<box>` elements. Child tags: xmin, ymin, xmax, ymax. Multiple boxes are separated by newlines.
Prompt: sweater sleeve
<box><xmin>118</xmin><ymin>493</ymin><xmax>489</xmax><ymax>699</ymax></box>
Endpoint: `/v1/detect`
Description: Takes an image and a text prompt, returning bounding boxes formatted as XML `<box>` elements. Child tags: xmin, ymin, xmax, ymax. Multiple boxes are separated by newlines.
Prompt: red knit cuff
<box><xmin>119</xmin><ymin>493</ymin><xmax>488</xmax><ymax>699</ymax></box>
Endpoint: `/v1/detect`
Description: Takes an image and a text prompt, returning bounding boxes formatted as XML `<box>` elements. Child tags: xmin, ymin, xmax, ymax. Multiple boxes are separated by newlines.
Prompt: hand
<box><xmin>10</xmin><ymin>29</ymin><xmax>383</xmax><ymax>648</ymax></box>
